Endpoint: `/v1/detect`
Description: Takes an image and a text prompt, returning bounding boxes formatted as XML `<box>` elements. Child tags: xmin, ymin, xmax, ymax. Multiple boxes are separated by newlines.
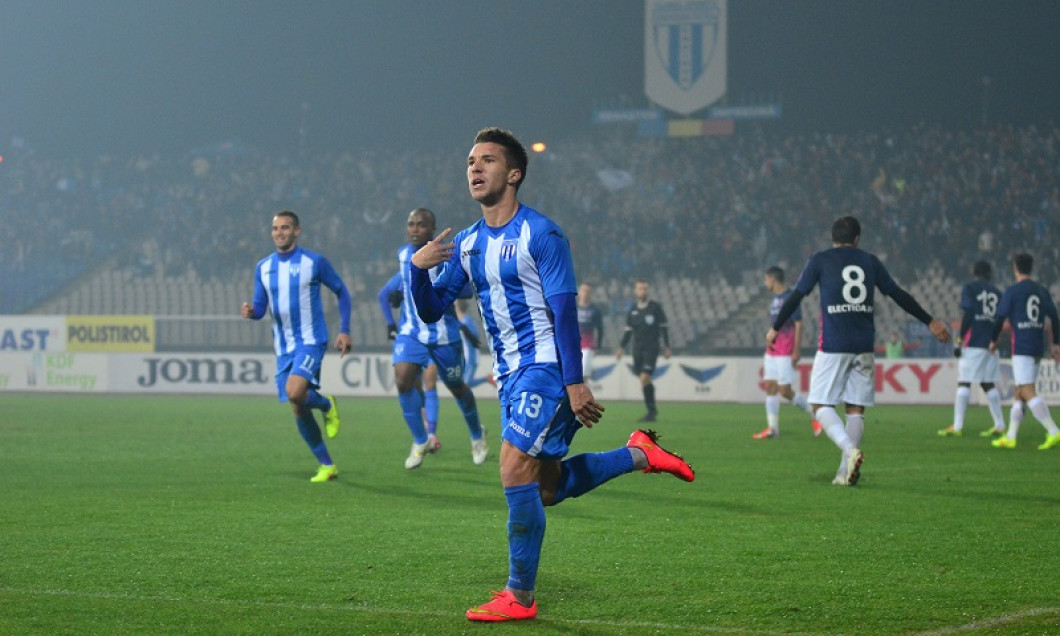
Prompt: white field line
<box><xmin>0</xmin><ymin>586</ymin><xmax>778</xmax><ymax>634</ymax></box>
<box><xmin>912</xmin><ymin>606</ymin><xmax>1060</xmax><ymax>635</ymax></box>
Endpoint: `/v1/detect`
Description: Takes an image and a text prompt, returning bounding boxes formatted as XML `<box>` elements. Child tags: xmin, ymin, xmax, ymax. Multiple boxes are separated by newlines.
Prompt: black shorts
<box><xmin>632</xmin><ymin>346</ymin><xmax>660</xmax><ymax>376</ymax></box>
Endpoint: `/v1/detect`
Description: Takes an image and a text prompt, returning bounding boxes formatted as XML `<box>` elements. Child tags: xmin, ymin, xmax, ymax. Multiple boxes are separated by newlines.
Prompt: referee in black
<box><xmin>615</xmin><ymin>278</ymin><xmax>671</xmax><ymax>422</ymax></box>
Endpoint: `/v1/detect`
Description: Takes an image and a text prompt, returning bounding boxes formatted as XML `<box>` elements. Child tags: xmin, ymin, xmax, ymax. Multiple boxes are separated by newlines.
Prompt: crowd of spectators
<box><xmin>2</xmin><ymin>122</ymin><xmax>1057</xmax><ymax>314</ymax></box>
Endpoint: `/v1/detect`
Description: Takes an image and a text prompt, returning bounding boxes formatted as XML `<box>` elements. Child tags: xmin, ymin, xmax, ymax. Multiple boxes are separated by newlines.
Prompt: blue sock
<box><xmin>552</xmin><ymin>448</ymin><xmax>634</xmax><ymax>505</ymax></box>
<box><xmin>424</xmin><ymin>389</ymin><xmax>439</xmax><ymax>435</ymax></box>
<box><xmin>456</xmin><ymin>391</ymin><xmax>483</xmax><ymax>440</ymax></box>
<box><xmin>305</xmin><ymin>389</ymin><xmax>330</xmax><ymax>411</ymax></box>
<box><xmin>398</xmin><ymin>390</ymin><xmax>428</xmax><ymax>444</ymax></box>
<box><xmin>295</xmin><ymin>413</ymin><xmax>332</xmax><ymax>465</ymax></box>
<box><xmin>505</xmin><ymin>483</ymin><xmax>545</xmax><ymax>593</ymax></box>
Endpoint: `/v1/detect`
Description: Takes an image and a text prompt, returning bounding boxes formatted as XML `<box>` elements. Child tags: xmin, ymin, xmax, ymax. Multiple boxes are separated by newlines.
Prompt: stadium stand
<box><xmin>7</xmin><ymin>123</ymin><xmax>1059</xmax><ymax>354</ymax></box>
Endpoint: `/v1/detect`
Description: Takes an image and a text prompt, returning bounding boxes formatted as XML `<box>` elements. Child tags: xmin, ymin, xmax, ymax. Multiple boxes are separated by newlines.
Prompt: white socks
<box><xmin>1006</xmin><ymin>401</ymin><xmax>1025</xmax><ymax>441</ymax></box>
<box><xmin>1028</xmin><ymin>396</ymin><xmax>1060</xmax><ymax>436</ymax></box>
<box><xmin>953</xmin><ymin>386</ymin><xmax>971</xmax><ymax>431</ymax></box>
<box><xmin>816</xmin><ymin>406</ymin><xmax>853</xmax><ymax>452</ymax></box>
<box><xmin>792</xmin><ymin>392</ymin><xmax>813</xmax><ymax>415</ymax></box>
<box><xmin>985</xmin><ymin>387</ymin><xmax>1004</xmax><ymax>430</ymax></box>
<box><xmin>765</xmin><ymin>395</ymin><xmax>780</xmax><ymax>431</ymax></box>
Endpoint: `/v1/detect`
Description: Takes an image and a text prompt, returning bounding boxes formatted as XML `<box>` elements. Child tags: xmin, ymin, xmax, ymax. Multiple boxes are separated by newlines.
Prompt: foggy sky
<box><xmin>3</xmin><ymin>0</ymin><xmax>1059</xmax><ymax>157</ymax></box>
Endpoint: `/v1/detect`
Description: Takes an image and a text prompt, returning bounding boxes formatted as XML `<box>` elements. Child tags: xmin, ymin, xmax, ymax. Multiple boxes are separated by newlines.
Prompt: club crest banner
<box><xmin>644</xmin><ymin>0</ymin><xmax>727</xmax><ymax>115</ymax></box>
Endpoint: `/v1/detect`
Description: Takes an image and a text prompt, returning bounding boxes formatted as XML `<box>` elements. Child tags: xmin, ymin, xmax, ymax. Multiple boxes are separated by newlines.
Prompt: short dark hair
<box><xmin>766</xmin><ymin>266</ymin><xmax>784</xmax><ymax>282</ymax></box>
<box><xmin>972</xmin><ymin>260</ymin><xmax>992</xmax><ymax>280</ymax></box>
<box><xmin>409</xmin><ymin>207</ymin><xmax>436</xmax><ymax>226</ymax></box>
<box><xmin>275</xmin><ymin>210</ymin><xmax>300</xmax><ymax>227</ymax></box>
<box><xmin>1013</xmin><ymin>252</ymin><xmax>1034</xmax><ymax>275</ymax></box>
<box><xmin>474</xmin><ymin>127</ymin><xmax>528</xmax><ymax>189</ymax></box>
<box><xmin>831</xmin><ymin>216</ymin><xmax>861</xmax><ymax>245</ymax></box>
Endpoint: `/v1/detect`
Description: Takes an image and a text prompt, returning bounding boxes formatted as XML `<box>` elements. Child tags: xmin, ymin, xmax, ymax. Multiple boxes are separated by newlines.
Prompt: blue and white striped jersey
<box><xmin>394</xmin><ymin>244</ymin><xmax>462</xmax><ymax>345</ymax></box>
<box><xmin>427</xmin><ymin>204</ymin><xmax>577</xmax><ymax>381</ymax></box>
<box><xmin>251</xmin><ymin>246</ymin><xmax>351</xmax><ymax>355</ymax></box>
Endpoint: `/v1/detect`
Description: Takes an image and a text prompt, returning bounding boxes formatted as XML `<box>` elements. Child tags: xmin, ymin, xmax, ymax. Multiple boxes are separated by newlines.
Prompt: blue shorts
<box><xmin>392</xmin><ymin>335</ymin><xmax>466</xmax><ymax>389</ymax></box>
<box><xmin>275</xmin><ymin>344</ymin><xmax>326</xmax><ymax>402</ymax></box>
<box><xmin>498</xmin><ymin>363</ymin><xmax>581</xmax><ymax>460</ymax></box>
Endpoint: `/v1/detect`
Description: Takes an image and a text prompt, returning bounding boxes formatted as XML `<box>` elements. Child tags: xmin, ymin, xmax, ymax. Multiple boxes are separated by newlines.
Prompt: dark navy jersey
<box><xmin>793</xmin><ymin>246</ymin><xmax>901</xmax><ymax>354</ymax></box>
<box><xmin>959</xmin><ymin>279</ymin><xmax>1001</xmax><ymax>349</ymax></box>
<box><xmin>996</xmin><ymin>279</ymin><xmax>1059</xmax><ymax>357</ymax></box>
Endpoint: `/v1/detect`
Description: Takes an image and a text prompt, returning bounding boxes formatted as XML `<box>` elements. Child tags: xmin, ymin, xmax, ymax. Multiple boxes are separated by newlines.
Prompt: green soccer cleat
<box><xmin>938</xmin><ymin>426</ymin><xmax>962</xmax><ymax>437</ymax></box>
<box><xmin>991</xmin><ymin>437</ymin><xmax>1016</xmax><ymax>449</ymax></box>
<box><xmin>310</xmin><ymin>464</ymin><xmax>338</xmax><ymax>482</ymax></box>
<box><xmin>1038</xmin><ymin>432</ymin><xmax>1060</xmax><ymax>451</ymax></box>
<box><xmin>323</xmin><ymin>395</ymin><xmax>341</xmax><ymax>438</ymax></box>
<box><xmin>980</xmin><ymin>427</ymin><xmax>1005</xmax><ymax>438</ymax></box>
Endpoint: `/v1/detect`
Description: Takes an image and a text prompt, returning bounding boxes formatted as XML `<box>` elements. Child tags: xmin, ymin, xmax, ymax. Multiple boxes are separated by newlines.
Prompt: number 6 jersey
<box><xmin>996</xmin><ymin>279</ymin><xmax>1059</xmax><ymax>357</ymax></box>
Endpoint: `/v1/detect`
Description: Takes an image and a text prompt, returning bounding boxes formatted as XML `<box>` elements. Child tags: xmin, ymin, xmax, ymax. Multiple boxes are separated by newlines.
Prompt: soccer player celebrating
<box><xmin>576</xmin><ymin>282</ymin><xmax>605</xmax><ymax>383</ymax></box>
<box><xmin>241</xmin><ymin>210</ymin><xmax>350</xmax><ymax>483</ymax></box>
<box><xmin>754</xmin><ymin>266</ymin><xmax>821</xmax><ymax>439</ymax></box>
<box><xmin>989</xmin><ymin>253</ymin><xmax>1060</xmax><ymax>450</ymax></box>
<box><xmin>767</xmin><ymin>217</ymin><xmax>950</xmax><ymax>486</ymax></box>
<box><xmin>379</xmin><ymin>282</ymin><xmax>446</xmax><ymax>456</ymax></box>
<box><xmin>377</xmin><ymin>208</ymin><xmax>487</xmax><ymax>468</ymax></box>
<box><xmin>409</xmin><ymin>127</ymin><xmax>694</xmax><ymax>622</ymax></box>
<box><xmin>615</xmin><ymin>279</ymin><xmax>671</xmax><ymax>422</ymax></box>
<box><xmin>939</xmin><ymin>261</ymin><xmax>1006</xmax><ymax>438</ymax></box>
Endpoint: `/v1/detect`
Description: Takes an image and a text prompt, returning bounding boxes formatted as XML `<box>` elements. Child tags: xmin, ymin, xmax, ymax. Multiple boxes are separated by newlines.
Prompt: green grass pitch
<box><xmin>1</xmin><ymin>393</ymin><xmax>1058</xmax><ymax>635</ymax></box>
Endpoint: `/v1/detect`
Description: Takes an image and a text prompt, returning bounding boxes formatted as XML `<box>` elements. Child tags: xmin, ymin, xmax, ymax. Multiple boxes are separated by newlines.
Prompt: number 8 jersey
<box><xmin>793</xmin><ymin>246</ymin><xmax>903</xmax><ymax>354</ymax></box>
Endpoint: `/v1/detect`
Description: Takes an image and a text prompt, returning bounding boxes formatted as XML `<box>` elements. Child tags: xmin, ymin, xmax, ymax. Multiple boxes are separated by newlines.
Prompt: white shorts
<box><xmin>808</xmin><ymin>352</ymin><xmax>876</xmax><ymax>407</ymax></box>
<box><xmin>581</xmin><ymin>348</ymin><xmax>595</xmax><ymax>380</ymax></box>
<box><xmin>1011</xmin><ymin>355</ymin><xmax>1040</xmax><ymax>387</ymax></box>
<box><xmin>957</xmin><ymin>347</ymin><xmax>1000</xmax><ymax>384</ymax></box>
<box><xmin>763</xmin><ymin>354</ymin><xmax>795</xmax><ymax>386</ymax></box>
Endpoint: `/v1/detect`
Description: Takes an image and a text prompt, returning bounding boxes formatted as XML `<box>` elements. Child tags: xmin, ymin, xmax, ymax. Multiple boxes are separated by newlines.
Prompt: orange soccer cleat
<box><xmin>811</xmin><ymin>419</ymin><xmax>823</xmax><ymax>437</ymax></box>
<box><xmin>466</xmin><ymin>589</ymin><xmax>537</xmax><ymax>622</ymax></box>
<box><xmin>627</xmin><ymin>429</ymin><xmax>695</xmax><ymax>482</ymax></box>
<box><xmin>752</xmin><ymin>427</ymin><xmax>777</xmax><ymax>440</ymax></box>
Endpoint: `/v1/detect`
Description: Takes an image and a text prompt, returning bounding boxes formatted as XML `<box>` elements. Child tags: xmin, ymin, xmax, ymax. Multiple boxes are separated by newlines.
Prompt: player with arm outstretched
<box><xmin>989</xmin><ymin>253</ymin><xmax>1060</xmax><ymax>450</ymax></box>
<box><xmin>240</xmin><ymin>210</ymin><xmax>351</xmax><ymax>483</ymax></box>
<box><xmin>767</xmin><ymin>216</ymin><xmax>950</xmax><ymax>486</ymax></box>
<box><xmin>409</xmin><ymin>127</ymin><xmax>694</xmax><ymax>622</ymax></box>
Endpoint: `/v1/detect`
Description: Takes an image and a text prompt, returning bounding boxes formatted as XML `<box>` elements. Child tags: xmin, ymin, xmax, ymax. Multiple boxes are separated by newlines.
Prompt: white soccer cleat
<box><xmin>405</xmin><ymin>440</ymin><xmax>431</xmax><ymax>469</ymax></box>
<box><xmin>471</xmin><ymin>435</ymin><xmax>489</xmax><ymax>465</ymax></box>
<box><xmin>831</xmin><ymin>475</ymin><xmax>849</xmax><ymax>486</ymax></box>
